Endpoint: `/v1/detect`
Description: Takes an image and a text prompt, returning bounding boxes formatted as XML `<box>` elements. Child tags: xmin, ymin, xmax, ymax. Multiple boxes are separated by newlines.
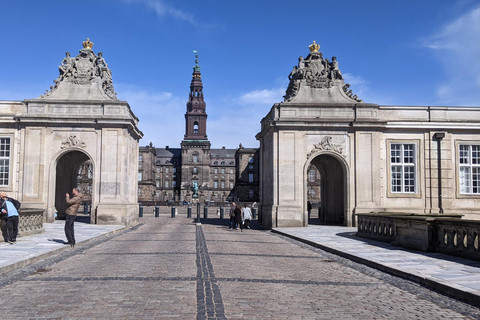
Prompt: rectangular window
<box><xmin>221</xmin><ymin>181</ymin><xmax>225</xmax><ymax>188</ymax></box>
<box><xmin>172</xmin><ymin>180</ymin><xmax>176</xmax><ymax>188</ymax></box>
<box><xmin>138</xmin><ymin>172</ymin><xmax>142</xmax><ymax>181</ymax></box>
<box><xmin>214</xmin><ymin>181</ymin><xmax>218</xmax><ymax>188</ymax></box>
<box><xmin>214</xmin><ymin>168</ymin><xmax>218</xmax><ymax>174</ymax></box>
<box><xmin>390</xmin><ymin>143</ymin><xmax>416</xmax><ymax>193</ymax></box>
<box><xmin>138</xmin><ymin>154</ymin><xmax>143</xmax><ymax>162</ymax></box>
<box><xmin>0</xmin><ymin>138</ymin><xmax>10</xmax><ymax>186</ymax></box>
<box><xmin>249</xmin><ymin>173</ymin><xmax>254</xmax><ymax>183</ymax></box>
<box><xmin>221</xmin><ymin>168</ymin><xmax>225</xmax><ymax>174</ymax></box>
<box><xmin>248</xmin><ymin>156</ymin><xmax>254</xmax><ymax>163</ymax></box>
<box><xmin>156</xmin><ymin>180</ymin><xmax>160</xmax><ymax>188</ymax></box>
<box><xmin>230</xmin><ymin>182</ymin><xmax>234</xmax><ymax>188</ymax></box>
<box><xmin>459</xmin><ymin>144</ymin><xmax>480</xmax><ymax>194</ymax></box>
<box><xmin>193</xmin><ymin>167</ymin><xmax>198</xmax><ymax>174</ymax></box>
<box><xmin>165</xmin><ymin>180</ymin><xmax>169</xmax><ymax>188</ymax></box>
<box><xmin>193</xmin><ymin>154</ymin><xmax>198</xmax><ymax>163</ymax></box>
<box><xmin>165</xmin><ymin>167</ymin><xmax>169</xmax><ymax>173</ymax></box>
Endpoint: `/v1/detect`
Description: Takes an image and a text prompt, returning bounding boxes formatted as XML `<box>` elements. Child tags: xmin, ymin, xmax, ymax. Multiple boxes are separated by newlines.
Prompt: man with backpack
<box><xmin>1</xmin><ymin>192</ymin><xmax>21</xmax><ymax>244</ymax></box>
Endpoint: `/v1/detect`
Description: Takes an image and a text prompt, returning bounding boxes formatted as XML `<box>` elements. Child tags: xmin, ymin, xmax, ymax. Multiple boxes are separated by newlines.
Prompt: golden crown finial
<box><xmin>82</xmin><ymin>38</ymin><xmax>94</xmax><ymax>49</ymax></box>
<box><xmin>309</xmin><ymin>41</ymin><xmax>320</xmax><ymax>53</ymax></box>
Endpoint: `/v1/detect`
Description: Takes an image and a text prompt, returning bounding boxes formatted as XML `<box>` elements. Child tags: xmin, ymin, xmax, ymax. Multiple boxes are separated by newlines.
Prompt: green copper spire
<box><xmin>193</xmin><ymin>50</ymin><xmax>201</xmax><ymax>72</ymax></box>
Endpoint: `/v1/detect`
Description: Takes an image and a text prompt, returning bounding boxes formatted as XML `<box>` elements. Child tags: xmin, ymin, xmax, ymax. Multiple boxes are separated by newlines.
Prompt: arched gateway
<box><xmin>308</xmin><ymin>152</ymin><xmax>347</xmax><ymax>225</ymax></box>
<box><xmin>257</xmin><ymin>41</ymin><xmax>480</xmax><ymax>229</ymax></box>
<box><xmin>0</xmin><ymin>39</ymin><xmax>142</xmax><ymax>226</ymax></box>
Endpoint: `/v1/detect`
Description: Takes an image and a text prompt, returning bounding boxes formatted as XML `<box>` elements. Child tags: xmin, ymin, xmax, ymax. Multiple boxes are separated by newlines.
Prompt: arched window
<box><xmin>221</xmin><ymin>161</ymin><xmax>225</xmax><ymax>165</ymax></box>
<box><xmin>193</xmin><ymin>122</ymin><xmax>199</xmax><ymax>133</ymax></box>
<box><xmin>193</xmin><ymin>153</ymin><xmax>198</xmax><ymax>163</ymax></box>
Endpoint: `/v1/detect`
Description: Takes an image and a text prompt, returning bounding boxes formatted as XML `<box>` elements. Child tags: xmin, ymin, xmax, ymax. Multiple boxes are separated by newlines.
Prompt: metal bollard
<box><xmin>83</xmin><ymin>203</ymin><xmax>88</xmax><ymax>215</ymax></box>
<box><xmin>155</xmin><ymin>206</ymin><xmax>159</xmax><ymax>217</ymax></box>
<box><xmin>196</xmin><ymin>202</ymin><xmax>201</xmax><ymax>223</ymax></box>
<box><xmin>204</xmin><ymin>206</ymin><xmax>208</xmax><ymax>219</ymax></box>
<box><xmin>139</xmin><ymin>206</ymin><xmax>143</xmax><ymax>218</ymax></box>
<box><xmin>252</xmin><ymin>208</ymin><xmax>257</xmax><ymax>220</ymax></box>
<box><xmin>187</xmin><ymin>207</ymin><xmax>192</xmax><ymax>218</ymax></box>
<box><xmin>171</xmin><ymin>206</ymin><xmax>175</xmax><ymax>218</ymax></box>
<box><xmin>220</xmin><ymin>207</ymin><xmax>224</xmax><ymax>219</ymax></box>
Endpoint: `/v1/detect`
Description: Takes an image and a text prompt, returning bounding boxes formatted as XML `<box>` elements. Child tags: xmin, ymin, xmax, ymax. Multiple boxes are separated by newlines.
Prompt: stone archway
<box><xmin>308</xmin><ymin>154</ymin><xmax>346</xmax><ymax>225</ymax></box>
<box><xmin>55</xmin><ymin>150</ymin><xmax>91</xmax><ymax>220</ymax></box>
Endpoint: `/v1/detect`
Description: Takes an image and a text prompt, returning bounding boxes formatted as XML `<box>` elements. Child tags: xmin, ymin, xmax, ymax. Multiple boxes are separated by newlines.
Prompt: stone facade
<box><xmin>256</xmin><ymin>41</ymin><xmax>480</xmax><ymax>229</ymax></box>
<box><xmin>0</xmin><ymin>39</ymin><xmax>142</xmax><ymax>226</ymax></box>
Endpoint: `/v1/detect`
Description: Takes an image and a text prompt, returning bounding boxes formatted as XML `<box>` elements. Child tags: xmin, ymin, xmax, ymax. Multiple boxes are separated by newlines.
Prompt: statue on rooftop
<box><xmin>41</xmin><ymin>39</ymin><xmax>118</xmax><ymax>100</ymax></box>
<box><xmin>283</xmin><ymin>41</ymin><xmax>362</xmax><ymax>102</ymax></box>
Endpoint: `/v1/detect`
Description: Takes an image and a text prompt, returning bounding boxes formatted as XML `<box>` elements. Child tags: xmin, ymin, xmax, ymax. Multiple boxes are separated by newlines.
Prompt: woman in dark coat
<box><xmin>234</xmin><ymin>205</ymin><xmax>243</xmax><ymax>231</ymax></box>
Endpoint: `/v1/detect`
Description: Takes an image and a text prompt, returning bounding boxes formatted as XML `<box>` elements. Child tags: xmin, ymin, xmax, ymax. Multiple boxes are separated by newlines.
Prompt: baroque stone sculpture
<box><xmin>41</xmin><ymin>38</ymin><xmax>117</xmax><ymax>100</ymax></box>
<box><xmin>284</xmin><ymin>41</ymin><xmax>362</xmax><ymax>103</ymax></box>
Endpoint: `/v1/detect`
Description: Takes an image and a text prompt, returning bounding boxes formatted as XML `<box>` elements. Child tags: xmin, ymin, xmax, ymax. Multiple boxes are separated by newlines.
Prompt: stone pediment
<box><xmin>39</xmin><ymin>38</ymin><xmax>117</xmax><ymax>101</ymax></box>
<box><xmin>283</xmin><ymin>41</ymin><xmax>362</xmax><ymax>104</ymax></box>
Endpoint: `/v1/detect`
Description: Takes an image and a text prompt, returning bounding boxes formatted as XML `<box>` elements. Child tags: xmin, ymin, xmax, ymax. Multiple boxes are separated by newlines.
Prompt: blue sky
<box><xmin>1</xmin><ymin>0</ymin><xmax>479</xmax><ymax>149</ymax></box>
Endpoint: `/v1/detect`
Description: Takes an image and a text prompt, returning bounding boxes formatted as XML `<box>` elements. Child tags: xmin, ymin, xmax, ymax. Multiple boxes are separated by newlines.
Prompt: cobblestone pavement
<box><xmin>1</xmin><ymin>216</ymin><xmax>480</xmax><ymax>319</ymax></box>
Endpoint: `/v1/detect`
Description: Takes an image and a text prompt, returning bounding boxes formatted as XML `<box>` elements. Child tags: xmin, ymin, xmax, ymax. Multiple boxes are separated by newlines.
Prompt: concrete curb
<box><xmin>271</xmin><ymin>229</ymin><xmax>480</xmax><ymax>307</ymax></box>
<box><xmin>0</xmin><ymin>225</ymin><xmax>128</xmax><ymax>276</ymax></box>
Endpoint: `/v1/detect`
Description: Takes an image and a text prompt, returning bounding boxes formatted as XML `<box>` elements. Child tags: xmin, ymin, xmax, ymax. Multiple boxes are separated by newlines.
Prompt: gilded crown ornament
<box><xmin>309</xmin><ymin>41</ymin><xmax>320</xmax><ymax>53</ymax></box>
<box><xmin>82</xmin><ymin>38</ymin><xmax>94</xmax><ymax>49</ymax></box>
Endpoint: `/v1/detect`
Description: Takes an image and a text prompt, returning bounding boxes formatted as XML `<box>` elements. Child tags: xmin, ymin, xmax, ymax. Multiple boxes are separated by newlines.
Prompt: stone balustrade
<box><xmin>1</xmin><ymin>209</ymin><xmax>44</xmax><ymax>242</ymax></box>
<box><xmin>356</xmin><ymin>213</ymin><xmax>480</xmax><ymax>261</ymax></box>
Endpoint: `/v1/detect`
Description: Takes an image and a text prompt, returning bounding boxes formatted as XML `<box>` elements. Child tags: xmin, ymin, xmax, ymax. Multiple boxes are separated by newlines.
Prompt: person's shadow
<box><xmin>48</xmin><ymin>239</ymin><xmax>68</xmax><ymax>244</ymax></box>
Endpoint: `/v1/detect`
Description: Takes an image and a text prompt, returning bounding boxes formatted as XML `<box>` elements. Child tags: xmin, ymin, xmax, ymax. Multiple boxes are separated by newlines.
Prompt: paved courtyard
<box><xmin>1</xmin><ymin>216</ymin><xmax>480</xmax><ymax>319</ymax></box>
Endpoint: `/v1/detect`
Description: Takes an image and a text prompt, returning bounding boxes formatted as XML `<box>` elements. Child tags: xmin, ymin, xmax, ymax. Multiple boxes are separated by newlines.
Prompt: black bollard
<box><xmin>187</xmin><ymin>207</ymin><xmax>192</xmax><ymax>218</ymax></box>
<box><xmin>83</xmin><ymin>203</ymin><xmax>88</xmax><ymax>215</ymax></box>
<box><xmin>204</xmin><ymin>206</ymin><xmax>208</xmax><ymax>219</ymax></box>
<box><xmin>139</xmin><ymin>206</ymin><xmax>143</xmax><ymax>218</ymax></box>
<box><xmin>155</xmin><ymin>206</ymin><xmax>159</xmax><ymax>217</ymax></box>
<box><xmin>171</xmin><ymin>206</ymin><xmax>175</xmax><ymax>218</ymax></box>
<box><xmin>220</xmin><ymin>207</ymin><xmax>224</xmax><ymax>219</ymax></box>
<box><xmin>196</xmin><ymin>202</ymin><xmax>201</xmax><ymax>223</ymax></box>
<box><xmin>252</xmin><ymin>208</ymin><xmax>257</xmax><ymax>220</ymax></box>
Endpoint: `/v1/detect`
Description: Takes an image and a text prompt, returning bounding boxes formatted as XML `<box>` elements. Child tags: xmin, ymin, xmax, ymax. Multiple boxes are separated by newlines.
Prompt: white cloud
<box><xmin>144</xmin><ymin>0</ymin><xmax>196</xmax><ymax>24</ymax></box>
<box><xmin>425</xmin><ymin>6</ymin><xmax>480</xmax><ymax>105</ymax></box>
<box><xmin>207</xmin><ymin>88</ymin><xmax>284</xmax><ymax>148</ymax></box>
<box><xmin>238</xmin><ymin>88</ymin><xmax>285</xmax><ymax>105</ymax></box>
<box><xmin>116</xmin><ymin>84</ymin><xmax>186</xmax><ymax>148</ymax></box>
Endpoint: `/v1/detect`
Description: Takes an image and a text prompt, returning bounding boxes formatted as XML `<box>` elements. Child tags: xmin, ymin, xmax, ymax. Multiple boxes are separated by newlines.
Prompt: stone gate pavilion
<box><xmin>256</xmin><ymin>41</ymin><xmax>480</xmax><ymax>229</ymax></box>
<box><xmin>0</xmin><ymin>39</ymin><xmax>142</xmax><ymax>226</ymax></box>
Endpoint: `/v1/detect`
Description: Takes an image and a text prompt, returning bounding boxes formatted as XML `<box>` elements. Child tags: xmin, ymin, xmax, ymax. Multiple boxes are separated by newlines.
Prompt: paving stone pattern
<box><xmin>0</xmin><ymin>216</ymin><xmax>479</xmax><ymax>319</ymax></box>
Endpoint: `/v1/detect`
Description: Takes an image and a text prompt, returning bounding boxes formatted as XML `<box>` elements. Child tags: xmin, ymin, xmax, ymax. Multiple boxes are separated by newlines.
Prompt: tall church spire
<box><xmin>184</xmin><ymin>52</ymin><xmax>208</xmax><ymax>140</ymax></box>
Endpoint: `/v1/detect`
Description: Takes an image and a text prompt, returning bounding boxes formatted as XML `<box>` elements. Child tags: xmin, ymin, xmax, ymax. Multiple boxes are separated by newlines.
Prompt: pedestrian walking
<box><xmin>229</xmin><ymin>202</ymin><xmax>236</xmax><ymax>230</ymax></box>
<box><xmin>307</xmin><ymin>201</ymin><xmax>312</xmax><ymax>220</ymax></box>
<box><xmin>242</xmin><ymin>204</ymin><xmax>252</xmax><ymax>229</ymax></box>
<box><xmin>1</xmin><ymin>192</ymin><xmax>21</xmax><ymax>244</ymax></box>
<box><xmin>65</xmin><ymin>187</ymin><xmax>83</xmax><ymax>247</ymax></box>
<box><xmin>234</xmin><ymin>205</ymin><xmax>243</xmax><ymax>231</ymax></box>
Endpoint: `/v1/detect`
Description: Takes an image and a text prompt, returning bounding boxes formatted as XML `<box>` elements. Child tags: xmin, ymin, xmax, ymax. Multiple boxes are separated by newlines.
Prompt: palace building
<box><xmin>137</xmin><ymin>55</ymin><xmax>261</xmax><ymax>205</ymax></box>
<box><xmin>256</xmin><ymin>41</ymin><xmax>480</xmax><ymax>228</ymax></box>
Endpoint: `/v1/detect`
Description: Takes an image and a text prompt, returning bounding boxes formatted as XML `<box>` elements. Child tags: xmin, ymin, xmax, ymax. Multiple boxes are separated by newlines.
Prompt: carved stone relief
<box><xmin>61</xmin><ymin>135</ymin><xmax>86</xmax><ymax>149</ymax></box>
<box><xmin>307</xmin><ymin>136</ymin><xmax>344</xmax><ymax>158</ymax></box>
